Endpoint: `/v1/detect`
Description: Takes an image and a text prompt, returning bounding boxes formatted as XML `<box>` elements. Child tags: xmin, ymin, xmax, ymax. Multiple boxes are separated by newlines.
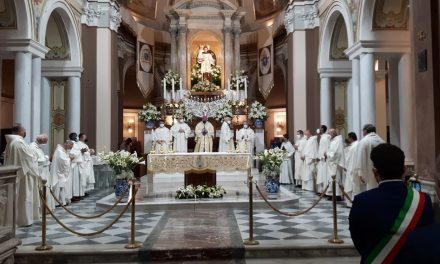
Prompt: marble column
<box><xmin>170</xmin><ymin>25</ymin><xmax>178</xmax><ymax>72</ymax></box>
<box><xmin>398</xmin><ymin>53</ymin><xmax>415</xmax><ymax>164</ymax></box>
<box><xmin>178</xmin><ymin>19</ymin><xmax>187</xmax><ymax>89</ymax></box>
<box><xmin>359</xmin><ymin>53</ymin><xmax>376</xmax><ymax>128</ymax></box>
<box><xmin>67</xmin><ymin>76</ymin><xmax>81</xmax><ymax>135</ymax></box>
<box><xmin>40</xmin><ymin>77</ymin><xmax>51</xmax><ymax>153</ymax></box>
<box><xmin>387</xmin><ymin>57</ymin><xmax>401</xmax><ymax>146</ymax></box>
<box><xmin>31</xmin><ymin>57</ymin><xmax>42</xmax><ymax>141</ymax></box>
<box><xmin>14</xmin><ymin>52</ymin><xmax>32</xmax><ymax>142</ymax></box>
<box><xmin>346</xmin><ymin>78</ymin><xmax>353</xmax><ymax>132</ymax></box>
<box><xmin>320</xmin><ymin>77</ymin><xmax>332</xmax><ymax>127</ymax></box>
<box><xmin>351</xmin><ymin>57</ymin><xmax>361</xmax><ymax>137</ymax></box>
<box><xmin>233</xmin><ymin>29</ymin><xmax>241</xmax><ymax>72</ymax></box>
<box><xmin>0</xmin><ymin>58</ymin><xmax>2</xmax><ymax>127</ymax></box>
<box><xmin>224</xmin><ymin>20</ymin><xmax>232</xmax><ymax>81</ymax></box>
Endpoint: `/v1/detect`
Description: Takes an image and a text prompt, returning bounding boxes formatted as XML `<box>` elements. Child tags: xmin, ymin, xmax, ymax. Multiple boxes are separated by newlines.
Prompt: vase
<box><xmin>114</xmin><ymin>179</ymin><xmax>129</xmax><ymax>201</ymax></box>
<box><xmin>265</xmin><ymin>177</ymin><xmax>280</xmax><ymax>200</ymax></box>
<box><xmin>145</xmin><ymin>120</ymin><xmax>155</xmax><ymax>129</ymax></box>
<box><xmin>254</xmin><ymin>118</ymin><xmax>264</xmax><ymax>129</ymax></box>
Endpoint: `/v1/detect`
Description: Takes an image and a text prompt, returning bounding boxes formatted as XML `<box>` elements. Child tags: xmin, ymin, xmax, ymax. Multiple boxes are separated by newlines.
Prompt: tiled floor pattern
<box><xmin>235</xmin><ymin>186</ymin><xmax>351</xmax><ymax>241</ymax></box>
<box><xmin>17</xmin><ymin>184</ymin><xmax>351</xmax><ymax>246</ymax></box>
<box><xmin>16</xmin><ymin>189</ymin><xmax>164</xmax><ymax>246</ymax></box>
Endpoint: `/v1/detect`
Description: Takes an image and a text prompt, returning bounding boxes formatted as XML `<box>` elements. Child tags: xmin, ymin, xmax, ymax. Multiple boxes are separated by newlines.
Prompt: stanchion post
<box><xmin>244</xmin><ymin>168</ymin><xmax>259</xmax><ymax>245</ymax></box>
<box><xmin>328</xmin><ymin>176</ymin><xmax>343</xmax><ymax>244</ymax></box>
<box><xmin>125</xmin><ymin>180</ymin><xmax>142</xmax><ymax>249</ymax></box>
<box><xmin>36</xmin><ymin>179</ymin><xmax>53</xmax><ymax>251</ymax></box>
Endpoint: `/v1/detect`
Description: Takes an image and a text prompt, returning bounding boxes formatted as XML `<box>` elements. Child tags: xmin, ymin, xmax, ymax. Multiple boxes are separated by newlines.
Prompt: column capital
<box><xmin>81</xmin><ymin>0</ymin><xmax>121</xmax><ymax>32</ymax></box>
<box><xmin>284</xmin><ymin>0</ymin><xmax>319</xmax><ymax>33</ymax></box>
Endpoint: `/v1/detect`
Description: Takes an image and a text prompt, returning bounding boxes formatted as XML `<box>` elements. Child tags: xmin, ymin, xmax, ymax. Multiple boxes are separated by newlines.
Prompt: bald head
<box><xmin>304</xmin><ymin>130</ymin><xmax>311</xmax><ymax>138</ymax></box>
<box><xmin>11</xmin><ymin>123</ymin><xmax>26</xmax><ymax>138</ymax></box>
<box><xmin>329</xmin><ymin>128</ymin><xmax>337</xmax><ymax>139</ymax></box>
<box><xmin>36</xmin><ymin>134</ymin><xmax>48</xmax><ymax>144</ymax></box>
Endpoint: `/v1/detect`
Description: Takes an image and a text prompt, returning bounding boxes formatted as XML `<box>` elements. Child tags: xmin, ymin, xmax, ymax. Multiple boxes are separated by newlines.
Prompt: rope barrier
<box><xmin>254</xmin><ymin>182</ymin><xmax>330</xmax><ymax>217</ymax></box>
<box><xmin>38</xmin><ymin>189</ymin><xmax>134</xmax><ymax>237</ymax></box>
<box><xmin>47</xmin><ymin>185</ymin><xmax>129</xmax><ymax>219</ymax></box>
<box><xmin>338</xmin><ymin>183</ymin><xmax>353</xmax><ymax>204</ymax></box>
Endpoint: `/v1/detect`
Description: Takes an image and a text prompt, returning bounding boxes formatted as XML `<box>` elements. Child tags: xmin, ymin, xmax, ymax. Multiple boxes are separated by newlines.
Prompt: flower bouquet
<box><xmin>176</xmin><ymin>184</ymin><xmax>226</xmax><ymax>199</ymax></box>
<box><xmin>255</xmin><ymin>148</ymin><xmax>287</xmax><ymax>199</ymax></box>
<box><xmin>138</xmin><ymin>103</ymin><xmax>161</xmax><ymax>129</ymax></box>
<box><xmin>229</xmin><ymin>70</ymin><xmax>249</xmax><ymax>90</ymax></box>
<box><xmin>248</xmin><ymin>101</ymin><xmax>268</xmax><ymax>121</ymax></box>
<box><xmin>214</xmin><ymin>103</ymin><xmax>233</xmax><ymax>122</ymax></box>
<box><xmin>163</xmin><ymin>70</ymin><xmax>181</xmax><ymax>88</ymax></box>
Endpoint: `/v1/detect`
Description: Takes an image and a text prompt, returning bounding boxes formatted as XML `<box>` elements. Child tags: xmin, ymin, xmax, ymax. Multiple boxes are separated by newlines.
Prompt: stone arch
<box><xmin>318</xmin><ymin>1</ymin><xmax>353</xmax><ymax>73</ymax></box>
<box><xmin>0</xmin><ymin>0</ymin><xmax>34</xmax><ymax>39</ymax></box>
<box><xmin>38</xmin><ymin>0</ymin><xmax>81</xmax><ymax>71</ymax></box>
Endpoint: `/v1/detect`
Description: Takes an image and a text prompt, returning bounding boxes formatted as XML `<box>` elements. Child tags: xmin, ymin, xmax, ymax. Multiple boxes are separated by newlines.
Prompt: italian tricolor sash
<box><xmin>366</xmin><ymin>187</ymin><xmax>426</xmax><ymax>264</ymax></box>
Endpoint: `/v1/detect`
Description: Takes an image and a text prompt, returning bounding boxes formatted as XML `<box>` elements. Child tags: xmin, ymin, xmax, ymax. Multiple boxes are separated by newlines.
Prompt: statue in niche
<box><xmin>197</xmin><ymin>45</ymin><xmax>216</xmax><ymax>82</ymax></box>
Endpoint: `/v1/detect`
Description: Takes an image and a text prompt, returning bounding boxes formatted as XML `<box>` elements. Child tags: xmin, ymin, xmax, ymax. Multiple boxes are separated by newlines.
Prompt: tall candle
<box><xmin>244</xmin><ymin>77</ymin><xmax>247</xmax><ymax>99</ymax></box>
<box><xmin>179</xmin><ymin>78</ymin><xmax>182</xmax><ymax>90</ymax></box>
<box><xmin>227</xmin><ymin>78</ymin><xmax>230</xmax><ymax>90</ymax></box>
<box><xmin>236</xmin><ymin>78</ymin><xmax>240</xmax><ymax>100</ymax></box>
<box><xmin>172</xmin><ymin>79</ymin><xmax>175</xmax><ymax>100</ymax></box>
<box><xmin>163</xmin><ymin>78</ymin><xmax>166</xmax><ymax>100</ymax></box>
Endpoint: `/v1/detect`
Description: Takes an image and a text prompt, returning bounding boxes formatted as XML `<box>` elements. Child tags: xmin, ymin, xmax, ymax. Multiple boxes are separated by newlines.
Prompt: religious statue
<box><xmin>197</xmin><ymin>45</ymin><xmax>216</xmax><ymax>82</ymax></box>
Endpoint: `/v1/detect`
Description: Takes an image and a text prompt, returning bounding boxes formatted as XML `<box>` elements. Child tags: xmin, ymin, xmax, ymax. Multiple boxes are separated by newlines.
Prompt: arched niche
<box><xmin>0</xmin><ymin>0</ymin><xmax>33</xmax><ymax>40</ymax></box>
<box><xmin>45</xmin><ymin>11</ymin><xmax>70</xmax><ymax>60</ymax></box>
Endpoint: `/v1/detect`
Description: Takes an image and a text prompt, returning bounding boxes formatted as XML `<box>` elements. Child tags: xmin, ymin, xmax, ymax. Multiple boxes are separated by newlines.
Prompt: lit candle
<box><xmin>236</xmin><ymin>78</ymin><xmax>240</xmax><ymax>100</ymax></box>
<box><xmin>172</xmin><ymin>79</ymin><xmax>175</xmax><ymax>100</ymax></box>
<box><xmin>163</xmin><ymin>78</ymin><xmax>166</xmax><ymax>100</ymax></box>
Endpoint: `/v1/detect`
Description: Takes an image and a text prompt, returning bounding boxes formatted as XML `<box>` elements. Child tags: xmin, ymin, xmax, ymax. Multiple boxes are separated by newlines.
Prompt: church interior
<box><xmin>0</xmin><ymin>0</ymin><xmax>439</xmax><ymax>263</ymax></box>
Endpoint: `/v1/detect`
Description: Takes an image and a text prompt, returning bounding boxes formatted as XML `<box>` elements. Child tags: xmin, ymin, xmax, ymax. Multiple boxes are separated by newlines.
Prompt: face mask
<box><xmin>296</xmin><ymin>135</ymin><xmax>301</xmax><ymax>139</ymax></box>
<box><xmin>160</xmin><ymin>124</ymin><xmax>165</xmax><ymax>128</ymax></box>
<box><xmin>316</xmin><ymin>129</ymin><xmax>320</xmax><ymax>134</ymax></box>
<box><xmin>179</xmin><ymin>119</ymin><xmax>184</xmax><ymax>123</ymax></box>
<box><xmin>38</xmin><ymin>143</ymin><xmax>47</xmax><ymax>147</ymax></box>
<box><xmin>243</xmin><ymin>125</ymin><xmax>248</xmax><ymax>129</ymax></box>
<box><xmin>227</xmin><ymin>120</ymin><xmax>231</xmax><ymax>124</ymax></box>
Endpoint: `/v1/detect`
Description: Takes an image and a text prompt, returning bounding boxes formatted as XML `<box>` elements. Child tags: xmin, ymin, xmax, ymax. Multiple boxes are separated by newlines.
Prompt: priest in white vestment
<box><xmin>4</xmin><ymin>124</ymin><xmax>41</xmax><ymax>226</ymax></box>
<box><xmin>236</xmin><ymin>121</ymin><xmax>255</xmax><ymax>154</ymax></box>
<box><xmin>353</xmin><ymin>124</ymin><xmax>385</xmax><ymax>191</ymax></box>
<box><xmin>171</xmin><ymin>116</ymin><xmax>191</xmax><ymax>153</ymax></box>
<box><xmin>316</xmin><ymin>126</ymin><xmax>331</xmax><ymax>194</ymax></box>
<box><xmin>78</xmin><ymin>133</ymin><xmax>95</xmax><ymax>192</ymax></box>
<box><xmin>29</xmin><ymin>134</ymin><xmax>55</xmax><ymax>211</ymax></box>
<box><xmin>153</xmin><ymin>120</ymin><xmax>172</xmax><ymax>153</ymax></box>
<box><xmin>325</xmin><ymin>129</ymin><xmax>345</xmax><ymax>198</ymax></box>
<box><xmin>51</xmin><ymin>141</ymin><xmax>74</xmax><ymax>206</ymax></box>
<box><xmin>344</xmin><ymin>132</ymin><xmax>358</xmax><ymax>206</ymax></box>
<box><xmin>280</xmin><ymin>134</ymin><xmax>295</xmax><ymax>184</ymax></box>
<box><xmin>302</xmin><ymin>130</ymin><xmax>319</xmax><ymax>192</ymax></box>
<box><xmin>194</xmin><ymin>116</ymin><xmax>215</xmax><ymax>152</ymax></box>
<box><xmin>219</xmin><ymin>116</ymin><xmax>234</xmax><ymax>152</ymax></box>
<box><xmin>294</xmin><ymin>130</ymin><xmax>307</xmax><ymax>187</ymax></box>
<box><xmin>68</xmin><ymin>132</ymin><xmax>84</xmax><ymax>201</ymax></box>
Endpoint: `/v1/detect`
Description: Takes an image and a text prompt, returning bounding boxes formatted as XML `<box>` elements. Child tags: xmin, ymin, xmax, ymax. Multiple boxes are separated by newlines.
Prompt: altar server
<box><xmin>316</xmin><ymin>125</ymin><xmax>331</xmax><ymax>194</ymax></box>
<box><xmin>352</xmin><ymin>124</ymin><xmax>385</xmax><ymax>191</ymax></box>
<box><xmin>325</xmin><ymin>129</ymin><xmax>345</xmax><ymax>199</ymax></box>
<box><xmin>78</xmin><ymin>133</ymin><xmax>95</xmax><ymax>192</ymax></box>
<box><xmin>294</xmin><ymin>130</ymin><xmax>307</xmax><ymax>187</ymax></box>
<box><xmin>51</xmin><ymin>140</ymin><xmax>74</xmax><ymax>206</ymax></box>
<box><xmin>195</xmin><ymin>115</ymin><xmax>215</xmax><ymax>152</ymax></box>
<box><xmin>219</xmin><ymin>115</ymin><xmax>234</xmax><ymax>152</ymax></box>
<box><xmin>302</xmin><ymin>130</ymin><xmax>319</xmax><ymax>192</ymax></box>
<box><xmin>29</xmin><ymin>134</ymin><xmax>55</xmax><ymax>211</ymax></box>
<box><xmin>344</xmin><ymin>132</ymin><xmax>359</xmax><ymax>206</ymax></box>
<box><xmin>236</xmin><ymin>121</ymin><xmax>255</xmax><ymax>154</ymax></box>
<box><xmin>4</xmin><ymin>124</ymin><xmax>41</xmax><ymax>226</ymax></box>
<box><xmin>171</xmin><ymin>115</ymin><xmax>191</xmax><ymax>153</ymax></box>
<box><xmin>280</xmin><ymin>134</ymin><xmax>295</xmax><ymax>184</ymax></box>
<box><xmin>153</xmin><ymin>120</ymin><xmax>172</xmax><ymax>153</ymax></box>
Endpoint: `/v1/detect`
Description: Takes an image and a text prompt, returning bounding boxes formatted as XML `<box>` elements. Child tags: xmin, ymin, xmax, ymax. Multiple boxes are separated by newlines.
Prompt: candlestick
<box><xmin>179</xmin><ymin>77</ymin><xmax>182</xmax><ymax>90</ymax></box>
<box><xmin>163</xmin><ymin>78</ymin><xmax>166</xmax><ymax>101</ymax></box>
<box><xmin>172</xmin><ymin>79</ymin><xmax>175</xmax><ymax>100</ymax></box>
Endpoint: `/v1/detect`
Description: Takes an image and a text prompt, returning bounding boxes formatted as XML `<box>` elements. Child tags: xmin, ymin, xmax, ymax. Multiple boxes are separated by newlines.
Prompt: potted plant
<box><xmin>138</xmin><ymin>103</ymin><xmax>161</xmax><ymax>129</ymax></box>
<box><xmin>98</xmin><ymin>150</ymin><xmax>142</xmax><ymax>200</ymax></box>
<box><xmin>248</xmin><ymin>101</ymin><xmax>267</xmax><ymax>129</ymax></box>
<box><xmin>255</xmin><ymin>148</ymin><xmax>287</xmax><ymax>199</ymax></box>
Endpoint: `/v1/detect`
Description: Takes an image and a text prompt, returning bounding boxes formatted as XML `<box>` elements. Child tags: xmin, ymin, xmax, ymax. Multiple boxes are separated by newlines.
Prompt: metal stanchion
<box><xmin>125</xmin><ymin>180</ymin><xmax>142</xmax><ymax>249</ymax></box>
<box><xmin>328</xmin><ymin>175</ymin><xmax>343</xmax><ymax>244</ymax></box>
<box><xmin>244</xmin><ymin>168</ymin><xmax>259</xmax><ymax>245</ymax></box>
<box><xmin>36</xmin><ymin>180</ymin><xmax>53</xmax><ymax>251</ymax></box>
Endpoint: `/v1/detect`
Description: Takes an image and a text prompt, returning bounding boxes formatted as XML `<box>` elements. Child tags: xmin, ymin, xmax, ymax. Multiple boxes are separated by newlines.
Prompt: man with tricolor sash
<box><xmin>349</xmin><ymin>144</ymin><xmax>433</xmax><ymax>264</ymax></box>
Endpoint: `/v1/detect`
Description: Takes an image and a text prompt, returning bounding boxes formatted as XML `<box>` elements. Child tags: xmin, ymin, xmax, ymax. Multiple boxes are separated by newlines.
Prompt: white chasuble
<box><xmin>344</xmin><ymin>140</ymin><xmax>359</xmax><ymax>200</ymax></box>
<box><xmin>294</xmin><ymin>137</ymin><xmax>307</xmax><ymax>182</ymax></box>
<box><xmin>171</xmin><ymin>122</ymin><xmax>191</xmax><ymax>153</ymax></box>
<box><xmin>4</xmin><ymin>135</ymin><xmax>41</xmax><ymax>226</ymax></box>
<box><xmin>153</xmin><ymin>127</ymin><xmax>172</xmax><ymax>153</ymax></box>
<box><xmin>219</xmin><ymin>122</ymin><xmax>234</xmax><ymax>152</ymax></box>
<box><xmin>194</xmin><ymin>121</ymin><xmax>214</xmax><ymax>152</ymax></box>
<box><xmin>237</xmin><ymin>128</ymin><xmax>255</xmax><ymax>155</ymax></box>
<box><xmin>50</xmin><ymin>145</ymin><xmax>72</xmax><ymax>206</ymax></box>
<box><xmin>302</xmin><ymin>136</ymin><xmax>319</xmax><ymax>192</ymax></box>
<box><xmin>77</xmin><ymin>141</ymin><xmax>95</xmax><ymax>192</ymax></box>
<box><xmin>280</xmin><ymin>141</ymin><xmax>295</xmax><ymax>184</ymax></box>
<box><xmin>316</xmin><ymin>134</ymin><xmax>331</xmax><ymax>190</ymax></box>
<box><xmin>325</xmin><ymin>135</ymin><xmax>345</xmax><ymax>196</ymax></box>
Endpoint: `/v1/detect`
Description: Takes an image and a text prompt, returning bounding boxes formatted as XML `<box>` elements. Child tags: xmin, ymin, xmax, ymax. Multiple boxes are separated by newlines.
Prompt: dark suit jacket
<box><xmin>397</xmin><ymin>224</ymin><xmax>440</xmax><ymax>263</ymax></box>
<box><xmin>349</xmin><ymin>180</ymin><xmax>434</xmax><ymax>263</ymax></box>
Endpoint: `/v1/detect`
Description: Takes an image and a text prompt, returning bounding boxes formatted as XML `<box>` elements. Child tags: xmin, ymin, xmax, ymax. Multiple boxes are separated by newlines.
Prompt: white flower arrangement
<box><xmin>214</xmin><ymin>103</ymin><xmax>233</xmax><ymax>122</ymax></box>
<box><xmin>248</xmin><ymin>101</ymin><xmax>268</xmax><ymax>121</ymax></box>
<box><xmin>192</xmin><ymin>80</ymin><xmax>220</xmax><ymax>92</ymax></box>
<box><xmin>229</xmin><ymin>70</ymin><xmax>249</xmax><ymax>90</ymax></box>
<box><xmin>138</xmin><ymin>103</ymin><xmax>161</xmax><ymax>121</ymax></box>
<box><xmin>98</xmin><ymin>150</ymin><xmax>142</xmax><ymax>179</ymax></box>
<box><xmin>176</xmin><ymin>184</ymin><xmax>226</xmax><ymax>199</ymax></box>
<box><xmin>163</xmin><ymin>70</ymin><xmax>180</xmax><ymax>88</ymax></box>
<box><xmin>191</xmin><ymin>64</ymin><xmax>222</xmax><ymax>87</ymax></box>
<box><xmin>255</xmin><ymin>148</ymin><xmax>287</xmax><ymax>178</ymax></box>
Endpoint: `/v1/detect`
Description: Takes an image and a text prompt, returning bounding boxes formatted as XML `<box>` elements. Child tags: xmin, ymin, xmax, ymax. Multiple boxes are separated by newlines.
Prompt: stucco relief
<box><xmin>330</xmin><ymin>16</ymin><xmax>348</xmax><ymax>60</ymax></box>
<box><xmin>373</xmin><ymin>0</ymin><xmax>409</xmax><ymax>30</ymax></box>
<box><xmin>0</xmin><ymin>0</ymin><xmax>17</xmax><ymax>28</ymax></box>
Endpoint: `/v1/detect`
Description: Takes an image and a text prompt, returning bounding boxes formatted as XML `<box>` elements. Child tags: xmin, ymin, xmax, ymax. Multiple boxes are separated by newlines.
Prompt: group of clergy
<box><xmin>2</xmin><ymin>124</ymin><xmax>95</xmax><ymax>227</ymax></box>
<box><xmin>152</xmin><ymin>115</ymin><xmax>255</xmax><ymax>154</ymax></box>
<box><xmin>280</xmin><ymin>124</ymin><xmax>384</xmax><ymax>204</ymax></box>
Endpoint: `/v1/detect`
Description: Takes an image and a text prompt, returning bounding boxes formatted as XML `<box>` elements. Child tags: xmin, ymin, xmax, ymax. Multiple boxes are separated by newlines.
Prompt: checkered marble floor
<box><xmin>235</xmin><ymin>186</ymin><xmax>351</xmax><ymax>241</ymax></box>
<box><xmin>16</xmin><ymin>189</ymin><xmax>164</xmax><ymax>246</ymax></box>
